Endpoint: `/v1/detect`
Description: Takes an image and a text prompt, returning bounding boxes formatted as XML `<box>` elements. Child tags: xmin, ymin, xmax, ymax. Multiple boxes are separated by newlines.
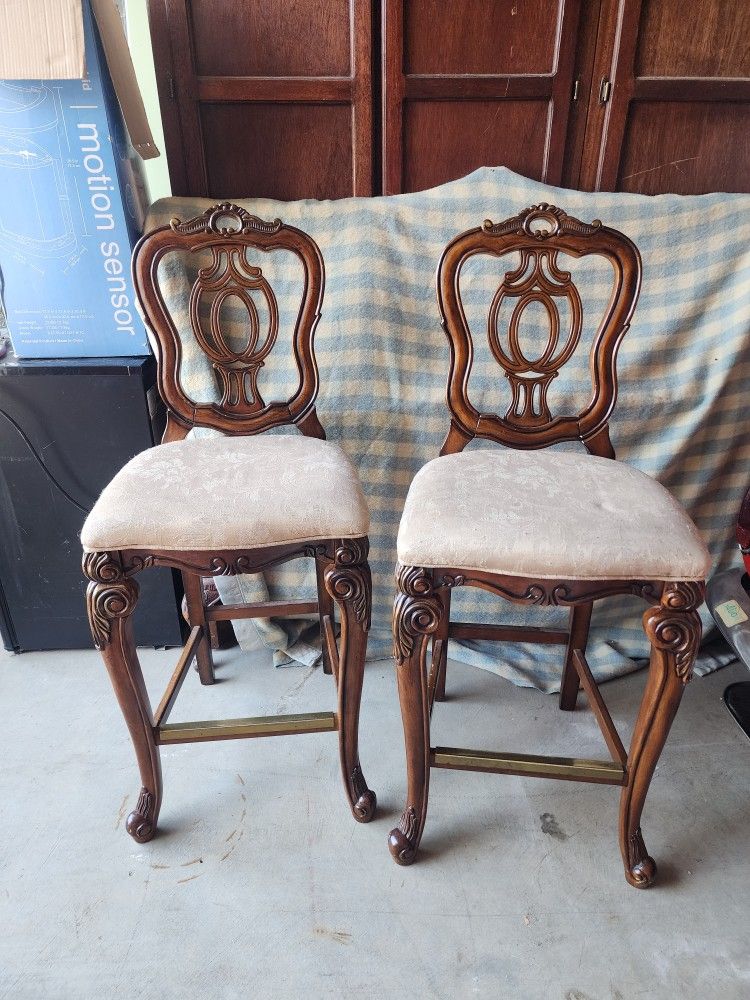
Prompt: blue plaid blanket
<box><xmin>147</xmin><ymin>167</ymin><xmax>749</xmax><ymax>689</ymax></box>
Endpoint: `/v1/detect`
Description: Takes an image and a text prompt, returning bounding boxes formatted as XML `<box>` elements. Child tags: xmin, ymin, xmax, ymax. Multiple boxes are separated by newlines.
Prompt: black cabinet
<box><xmin>0</xmin><ymin>352</ymin><xmax>183</xmax><ymax>651</ymax></box>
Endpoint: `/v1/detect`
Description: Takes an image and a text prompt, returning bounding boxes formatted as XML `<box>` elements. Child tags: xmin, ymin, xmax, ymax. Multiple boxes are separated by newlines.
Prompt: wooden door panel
<box><xmin>636</xmin><ymin>0</ymin><xmax>750</xmax><ymax>77</ymax></box>
<box><xmin>148</xmin><ymin>0</ymin><xmax>373</xmax><ymax>198</ymax></box>
<box><xmin>200</xmin><ymin>104</ymin><xmax>354</xmax><ymax>200</ymax></box>
<box><xmin>189</xmin><ymin>0</ymin><xmax>352</xmax><ymax>77</ymax></box>
<box><xmin>618</xmin><ymin>101</ymin><xmax>750</xmax><ymax>195</ymax></box>
<box><xmin>403</xmin><ymin>100</ymin><xmax>550</xmax><ymax>192</ymax></box>
<box><xmin>382</xmin><ymin>0</ymin><xmax>581</xmax><ymax>194</ymax></box>
<box><xmin>581</xmin><ymin>0</ymin><xmax>750</xmax><ymax>194</ymax></box>
<box><xmin>404</xmin><ymin>0</ymin><xmax>559</xmax><ymax>74</ymax></box>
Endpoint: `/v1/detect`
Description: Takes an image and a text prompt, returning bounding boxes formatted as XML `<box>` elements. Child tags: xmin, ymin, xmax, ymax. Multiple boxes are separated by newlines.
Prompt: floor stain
<box><xmin>114</xmin><ymin>795</ymin><xmax>128</xmax><ymax>830</ymax></box>
<box><xmin>220</xmin><ymin>829</ymin><xmax>243</xmax><ymax>862</ymax></box>
<box><xmin>540</xmin><ymin>812</ymin><xmax>568</xmax><ymax>841</ymax></box>
<box><xmin>313</xmin><ymin>926</ymin><xmax>351</xmax><ymax>945</ymax></box>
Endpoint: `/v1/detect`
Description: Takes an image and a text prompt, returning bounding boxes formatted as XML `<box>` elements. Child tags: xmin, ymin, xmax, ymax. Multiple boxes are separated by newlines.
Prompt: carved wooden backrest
<box><xmin>132</xmin><ymin>203</ymin><xmax>325</xmax><ymax>441</ymax></box>
<box><xmin>437</xmin><ymin>203</ymin><xmax>642</xmax><ymax>458</ymax></box>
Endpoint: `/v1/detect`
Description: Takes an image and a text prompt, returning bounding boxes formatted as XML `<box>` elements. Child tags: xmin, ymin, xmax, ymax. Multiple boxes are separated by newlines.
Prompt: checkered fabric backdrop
<box><xmin>146</xmin><ymin>167</ymin><xmax>750</xmax><ymax>690</ymax></box>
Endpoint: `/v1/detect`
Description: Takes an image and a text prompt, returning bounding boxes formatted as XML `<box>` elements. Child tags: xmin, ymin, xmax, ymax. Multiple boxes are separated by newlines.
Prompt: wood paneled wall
<box><xmin>147</xmin><ymin>0</ymin><xmax>750</xmax><ymax>199</ymax></box>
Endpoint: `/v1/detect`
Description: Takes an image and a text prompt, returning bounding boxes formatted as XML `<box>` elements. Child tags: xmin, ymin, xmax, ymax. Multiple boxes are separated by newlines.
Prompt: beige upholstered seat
<box><xmin>81</xmin><ymin>435</ymin><xmax>369</xmax><ymax>553</ymax></box>
<box><xmin>397</xmin><ymin>449</ymin><xmax>711</xmax><ymax>581</ymax></box>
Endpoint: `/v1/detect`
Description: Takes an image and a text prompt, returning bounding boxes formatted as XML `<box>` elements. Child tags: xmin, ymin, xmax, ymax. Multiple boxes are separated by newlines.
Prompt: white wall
<box><xmin>124</xmin><ymin>0</ymin><xmax>171</xmax><ymax>203</ymax></box>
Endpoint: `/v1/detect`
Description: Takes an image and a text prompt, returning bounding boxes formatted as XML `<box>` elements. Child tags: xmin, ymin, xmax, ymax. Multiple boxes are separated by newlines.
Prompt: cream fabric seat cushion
<box><xmin>397</xmin><ymin>449</ymin><xmax>711</xmax><ymax>581</ymax></box>
<box><xmin>81</xmin><ymin>435</ymin><xmax>369</xmax><ymax>553</ymax></box>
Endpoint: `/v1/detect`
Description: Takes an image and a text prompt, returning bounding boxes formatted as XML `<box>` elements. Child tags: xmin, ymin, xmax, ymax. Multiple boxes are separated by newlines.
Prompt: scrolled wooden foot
<box><xmin>388</xmin><ymin>806</ymin><xmax>419</xmax><ymax>865</ymax></box>
<box><xmin>126</xmin><ymin>787</ymin><xmax>158</xmax><ymax>843</ymax></box>
<box><xmin>624</xmin><ymin>827</ymin><xmax>657</xmax><ymax>888</ymax></box>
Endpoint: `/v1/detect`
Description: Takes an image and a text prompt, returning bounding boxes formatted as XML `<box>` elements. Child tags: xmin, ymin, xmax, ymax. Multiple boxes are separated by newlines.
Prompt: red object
<box><xmin>737</xmin><ymin>487</ymin><xmax>750</xmax><ymax>572</ymax></box>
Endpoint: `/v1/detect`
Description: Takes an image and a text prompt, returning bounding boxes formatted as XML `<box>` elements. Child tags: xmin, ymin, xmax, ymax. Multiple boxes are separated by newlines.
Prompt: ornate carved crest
<box><xmin>482</xmin><ymin>203</ymin><xmax>602</xmax><ymax>240</ymax></box>
<box><xmin>170</xmin><ymin>203</ymin><xmax>282</xmax><ymax>237</ymax></box>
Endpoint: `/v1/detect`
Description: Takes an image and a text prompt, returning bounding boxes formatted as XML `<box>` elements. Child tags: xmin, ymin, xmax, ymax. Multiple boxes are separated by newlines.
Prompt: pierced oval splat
<box><xmin>188</xmin><ymin>245</ymin><xmax>279</xmax><ymax>413</ymax></box>
<box><xmin>487</xmin><ymin>248</ymin><xmax>583</xmax><ymax>427</ymax></box>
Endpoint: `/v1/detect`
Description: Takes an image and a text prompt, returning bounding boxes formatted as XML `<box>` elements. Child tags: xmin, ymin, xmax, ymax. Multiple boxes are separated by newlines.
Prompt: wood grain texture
<box><xmin>190</xmin><ymin>0</ymin><xmax>352</xmax><ymax>77</ymax></box>
<box><xmin>200</xmin><ymin>103</ymin><xmax>355</xmax><ymax>200</ymax></box>
<box><xmin>382</xmin><ymin>0</ymin><xmax>581</xmax><ymax>193</ymax></box>
<box><xmin>149</xmin><ymin>0</ymin><xmax>373</xmax><ymax>197</ymax></box>
<box><xmin>404</xmin><ymin>0</ymin><xmax>559</xmax><ymax>75</ymax></box>
<box><xmin>617</xmin><ymin>101</ymin><xmax>750</xmax><ymax>195</ymax></box>
<box><xmin>579</xmin><ymin>0</ymin><xmax>750</xmax><ymax>193</ymax></box>
<box><xmin>636</xmin><ymin>0</ymin><xmax>750</xmax><ymax>77</ymax></box>
<box><xmin>402</xmin><ymin>100</ymin><xmax>551</xmax><ymax>193</ymax></box>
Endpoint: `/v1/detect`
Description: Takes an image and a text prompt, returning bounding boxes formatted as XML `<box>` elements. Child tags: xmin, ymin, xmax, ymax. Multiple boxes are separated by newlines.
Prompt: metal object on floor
<box><xmin>706</xmin><ymin>569</ymin><xmax>750</xmax><ymax>742</ymax></box>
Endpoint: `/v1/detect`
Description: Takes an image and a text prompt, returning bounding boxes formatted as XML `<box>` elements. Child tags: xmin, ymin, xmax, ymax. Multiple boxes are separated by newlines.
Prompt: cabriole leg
<box><xmin>619</xmin><ymin>581</ymin><xmax>703</xmax><ymax>888</ymax></box>
<box><xmin>389</xmin><ymin>565</ymin><xmax>443</xmax><ymax>865</ymax></box>
<box><xmin>83</xmin><ymin>552</ymin><xmax>162</xmax><ymax>843</ymax></box>
<box><xmin>324</xmin><ymin>538</ymin><xmax>376</xmax><ymax>822</ymax></box>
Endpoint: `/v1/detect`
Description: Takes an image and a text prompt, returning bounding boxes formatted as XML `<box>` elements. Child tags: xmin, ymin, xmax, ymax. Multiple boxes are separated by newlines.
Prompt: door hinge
<box><xmin>572</xmin><ymin>78</ymin><xmax>580</xmax><ymax>102</ymax></box>
<box><xmin>599</xmin><ymin>77</ymin><xmax>612</xmax><ymax>104</ymax></box>
<box><xmin>167</xmin><ymin>74</ymin><xmax>176</xmax><ymax>100</ymax></box>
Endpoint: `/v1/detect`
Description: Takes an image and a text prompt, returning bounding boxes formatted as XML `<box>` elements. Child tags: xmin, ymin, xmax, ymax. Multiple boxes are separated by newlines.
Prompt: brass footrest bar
<box><xmin>153</xmin><ymin>625</ymin><xmax>203</xmax><ymax>728</ymax></box>
<box><xmin>156</xmin><ymin>711</ymin><xmax>338</xmax><ymax>744</ymax></box>
<box><xmin>447</xmin><ymin>622</ymin><xmax>569</xmax><ymax>645</ymax></box>
<box><xmin>431</xmin><ymin>747</ymin><xmax>627</xmax><ymax>785</ymax></box>
<box><xmin>207</xmin><ymin>600</ymin><xmax>319</xmax><ymax>622</ymax></box>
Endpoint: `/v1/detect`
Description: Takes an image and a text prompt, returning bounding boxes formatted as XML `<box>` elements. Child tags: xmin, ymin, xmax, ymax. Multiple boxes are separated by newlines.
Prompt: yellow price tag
<box><xmin>715</xmin><ymin>599</ymin><xmax>749</xmax><ymax>628</ymax></box>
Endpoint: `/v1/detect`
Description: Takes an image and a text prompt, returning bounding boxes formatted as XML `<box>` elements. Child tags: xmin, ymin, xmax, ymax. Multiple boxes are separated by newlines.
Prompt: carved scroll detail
<box><xmin>482</xmin><ymin>203</ymin><xmax>602</xmax><ymax>240</ymax></box>
<box><xmin>83</xmin><ymin>552</ymin><xmax>139</xmax><ymax>650</ymax></box>
<box><xmin>170</xmin><ymin>203</ymin><xmax>282</xmax><ymax>236</ymax></box>
<box><xmin>350</xmin><ymin>764</ymin><xmax>375</xmax><ymax>821</ymax></box>
<box><xmin>393</xmin><ymin>565</ymin><xmax>443</xmax><ymax>665</ymax></box>
<box><xmin>324</xmin><ymin>539</ymin><xmax>371</xmax><ymax>628</ymax></box>
<box><xmin>397</xmin><ymin>805</ymin><xmax>418</xmax><ymax>841</ymax></box>
<box><xmin>626</xmin><ymin>826</ymin><xmax>655</xmax><ymax>887</ymax></box>
<box><xmin>126</xmin><ymin>787</ymin><xmax>157</xmax><ymax>844</ymax></box>
<box><xmin>434</xmin><ymin>571</ymin><xmax>660</xmax><ymax>608</ymax></box>
<box><xmin>643</xmin><ymin>582</ymin><xmax>703</xmax><ymax>684</ymax></box>
<box><xmin>119</xmin><ymin>544</ymin><xmax>330</xmax><ymax>580</ymax></box>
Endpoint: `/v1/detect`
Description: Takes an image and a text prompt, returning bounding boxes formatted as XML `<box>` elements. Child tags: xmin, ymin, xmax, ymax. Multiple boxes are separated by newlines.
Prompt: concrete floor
<box><xmin>0</xmin><ymin>642</ymin><xmax>748</xmax><ymax>1000</ymax></box>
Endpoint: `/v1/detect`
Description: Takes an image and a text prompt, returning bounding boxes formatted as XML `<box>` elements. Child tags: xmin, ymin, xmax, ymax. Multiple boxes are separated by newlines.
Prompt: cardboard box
<box><xmin>0</xmin><ymin>0</ymin><xmax>157</xmax><ymax>358</ymax></box>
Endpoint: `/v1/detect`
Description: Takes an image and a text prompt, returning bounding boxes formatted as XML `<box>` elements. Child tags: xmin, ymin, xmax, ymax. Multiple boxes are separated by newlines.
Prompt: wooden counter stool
<box><xmin>82</xmin><ymin>204</ymin><xmax>375</xmax><ymax>842</ymax></box>
<box><xmin>388</xmin><ymin>204</ymin><xmax>710</xmax><ymax>887</ymax></box>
